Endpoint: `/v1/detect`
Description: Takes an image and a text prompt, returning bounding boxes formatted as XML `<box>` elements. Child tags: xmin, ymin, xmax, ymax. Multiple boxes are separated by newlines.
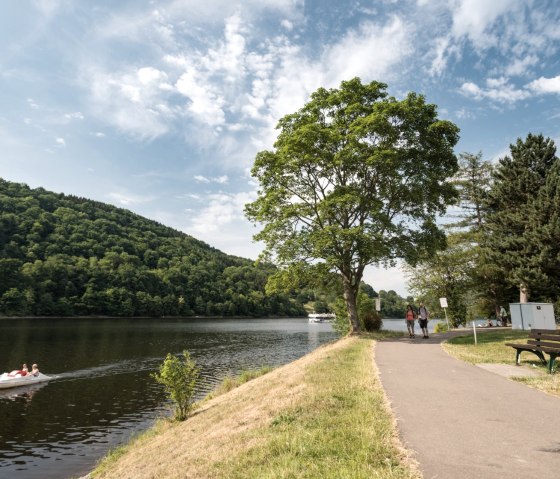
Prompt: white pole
<box><xmin>443</xmin><ymin>307</ymin><xmax>450</xmax><ymax>331</ymax></box>
<box><xmin>472</xmin><ymin>318</ymin><xmax>478</xmax><ymax>345</ymax></box>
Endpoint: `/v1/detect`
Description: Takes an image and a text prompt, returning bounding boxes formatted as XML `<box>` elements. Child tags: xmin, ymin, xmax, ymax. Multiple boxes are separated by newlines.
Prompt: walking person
<box><xmin>418</xmin><ymin>303</ymin><xmax>429</xmax><ymax>338</ymax></box>
<box><xmin>405</xmin><ymin>304</ymin><xmax>417</xmax><ymax>338</ymax></box>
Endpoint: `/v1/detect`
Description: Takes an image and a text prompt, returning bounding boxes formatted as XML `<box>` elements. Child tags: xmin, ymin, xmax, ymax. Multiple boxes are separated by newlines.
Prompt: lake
<box><xmin>0</xmin><ymin>317</ymin><xmax>338</xmax><ymax>479</ymax></box>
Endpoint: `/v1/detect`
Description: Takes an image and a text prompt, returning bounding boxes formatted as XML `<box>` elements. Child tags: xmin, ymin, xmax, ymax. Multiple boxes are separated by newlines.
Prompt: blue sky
<box><xmin>1</xmin><ymin>0</ymin><xmax>559</xmax><ymax>296</ymax></box>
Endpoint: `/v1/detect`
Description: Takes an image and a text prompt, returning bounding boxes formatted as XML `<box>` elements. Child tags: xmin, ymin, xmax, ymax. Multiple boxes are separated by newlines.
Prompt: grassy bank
<box><xmin>443</xmin><ymin>329</ymin><xmax>560</xmax><ymax>397</ymax></box>
<box><xmin>90</xmin><ymin>336</ymin><xmax>418</xmax><ymax>479</ymax></box>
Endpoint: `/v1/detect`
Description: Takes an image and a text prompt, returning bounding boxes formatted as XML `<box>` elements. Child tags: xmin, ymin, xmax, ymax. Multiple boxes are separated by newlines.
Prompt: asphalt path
<box><xmin>375</xmin><ymin>330</ymin><xmax>560</xmax><ymax>479</ymax></box>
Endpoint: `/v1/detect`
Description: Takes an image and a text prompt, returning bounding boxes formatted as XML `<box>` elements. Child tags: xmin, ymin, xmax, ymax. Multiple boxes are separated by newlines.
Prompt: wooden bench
<box><xmin>506</xmin><ymin>329</ymin><xmax>560</xmax><ymax>373</ymax></box>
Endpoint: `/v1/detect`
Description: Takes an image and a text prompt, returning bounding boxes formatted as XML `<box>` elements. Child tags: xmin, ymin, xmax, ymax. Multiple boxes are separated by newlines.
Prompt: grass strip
<box><xmin>90</xmin><ymin>337</ymin><xmax>416</xmax><ymax>478</ymax></box>
<box><xmin>211</xmin><ymin>337</ymin><xmax>417</xmax><ymax>479</ymax></box>
<box><xmin>443</xmin><ymin>329</ymin><xmax>560</xmax><ymax>397</ymax></box>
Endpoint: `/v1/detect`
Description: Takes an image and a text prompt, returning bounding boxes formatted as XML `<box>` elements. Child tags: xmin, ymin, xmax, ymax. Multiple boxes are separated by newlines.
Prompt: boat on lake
<box><xmin>308</xmin><ymin>313</ymin><xmax>336</xmax><ymax>323</ymax></box>
<box><xmin>0</xmin><ymin>372</ymin><xmax>52</xmax><ymax>389</ymax></box>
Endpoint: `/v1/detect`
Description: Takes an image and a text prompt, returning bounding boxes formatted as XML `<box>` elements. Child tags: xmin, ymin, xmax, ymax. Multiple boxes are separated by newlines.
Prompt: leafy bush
<box><xmin>152</xmin><ymin>350</ymin><xmax>199</xmax><ymax>421</ymax></box>
<box><xmin>434</xmin><ymin>322</ymin><xmax>449</xmax><ymax>333</ymax></box>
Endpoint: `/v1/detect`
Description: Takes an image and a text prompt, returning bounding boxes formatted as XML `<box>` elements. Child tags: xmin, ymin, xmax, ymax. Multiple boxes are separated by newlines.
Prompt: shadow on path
<box><xmin>376</xmin><ymin>328</ymin><xmax>560</xmax><ymax>479</ymax></box>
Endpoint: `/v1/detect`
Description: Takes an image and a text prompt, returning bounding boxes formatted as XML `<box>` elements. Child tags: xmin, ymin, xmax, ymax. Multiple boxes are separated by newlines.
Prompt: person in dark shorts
<box><xmin>418</xmin><ymin>303</ymin><xmax>429</xmax><ymax>338</ymax></box>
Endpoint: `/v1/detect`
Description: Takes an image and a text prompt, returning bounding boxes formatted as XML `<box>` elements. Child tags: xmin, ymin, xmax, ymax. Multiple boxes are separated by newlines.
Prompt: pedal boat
<box><xmin>0</xmin><ymin>372</ymin><xmax>52</xmax><ymax>389</ymax></box>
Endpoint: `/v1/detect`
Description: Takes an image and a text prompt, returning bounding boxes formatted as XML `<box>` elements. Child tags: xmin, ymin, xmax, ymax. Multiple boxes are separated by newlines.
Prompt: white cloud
<box><xmin>322</xmin><ymin>16</ymin><xmax>412</xmax><ymax>87</ymax></box>
<box><xmin>107</xmin><ymin>191</ymin><xmax>156</xmax><ymax>206</ymax></box>
<box><xmin>55</xmin><ymin>137</ymin><xmax>66</xmax><ymax>146</ymax></box>
<box><xmin>86</xmin><ymin>65</ymin><xmax>177</xmax><ymax>139</ymax></box>
<box><xmin>451</xmin><ymin>0</ymin><xmax>512</xmax><ymax>49</ymax></box>
<box><xmin>461</xmin><ymin>74</ymin><xmax>560</xmax><ymax>104</ymax></box>
<box><xmin>455</xmin><ymin>107</ymin><xmax>475</xmax><ymax>120</ymax></box>
<box><xmin>194</xmin><ymin>175</ymin><xmax>210</xmax><ymax>183</ymax></box>
<box><xmin>193</xmin><ymin>174</ymin><xmax>229</xmax><ymax>184</ymax></box>
<box><xmin>64</xmin><ymin>111</ymin><xmax>84</xmax><ymax>120</ymax></box>
<box><xmin>504</xmin><ymin>55</ymin><xmax>538</xmax><ymax>77</ymax></box>
<box><xmin>187</xmin><ymin>190</ymin><xmax>256</xmax><ymax>234</ymax></box>
<box><xmin>27</xmin><ymin>98</ymin><xmax>39</xmax><ymax>109</ymax></box>
<box><xmin>528</xmin><ymin>75</ymin><xmax>560</xmax><ymax>94</ymax></box>
<box><xmin>280</xmin><ymin>19</ymin><xmax>293</xmax><ymax>30</ymax></box>
<box><xmin>459</xmin><ymin>77</ymin><xmax>531</xmax><ymax>103</ymax></box>
<box><xmin>176</xmin><ymin>69</ymin><xmax>226</xmax><ymax>126</ymax></box>
<box><xmin>424</xmin><ymin>0</ymin><xmax>546</xmax><ymax>78</ymax></box>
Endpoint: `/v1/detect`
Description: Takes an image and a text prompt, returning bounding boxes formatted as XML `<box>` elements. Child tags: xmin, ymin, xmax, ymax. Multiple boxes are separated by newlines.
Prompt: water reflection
<box><xmin>0</xmin><ymin>317</ymin><xmax>337</xmax><ymax>479</ymax></box>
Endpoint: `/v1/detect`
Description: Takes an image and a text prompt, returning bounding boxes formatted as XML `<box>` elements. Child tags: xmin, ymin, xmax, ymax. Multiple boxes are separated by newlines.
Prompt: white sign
<box><xmin>375</xmin><ymin>298</ymin><xmax>381</xmax><ymax>312</ymax></box>
<box><xmin>439</xmin><ymin>297</ymin><xmax>448</xmax><ymax>308</ymax></box>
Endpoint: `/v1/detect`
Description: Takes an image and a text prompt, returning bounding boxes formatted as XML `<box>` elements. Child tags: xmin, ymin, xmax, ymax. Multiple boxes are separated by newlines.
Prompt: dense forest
<box><xmin>0</xmin><ymin>179</ymin><xmax>306</xmax><ymax>318</ymax></box>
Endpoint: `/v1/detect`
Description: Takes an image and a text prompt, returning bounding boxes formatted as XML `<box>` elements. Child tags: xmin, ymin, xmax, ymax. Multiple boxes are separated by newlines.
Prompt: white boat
<box><xmin>0</xmin><ymin>372</ymin><xmax>52</xmax><ymax>389</ymax></box>
<box><xmin>308</xmin><ymin>313</ymin><xmax>336</xmax><ymax>323</ymax></box>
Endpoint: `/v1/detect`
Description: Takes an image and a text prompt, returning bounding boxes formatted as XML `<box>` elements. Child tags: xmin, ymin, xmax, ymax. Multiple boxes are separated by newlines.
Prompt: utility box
<box><xmin>509</xmin><ymin>303</ymin><xmax>556</xmax><ymax>330</ymax></box>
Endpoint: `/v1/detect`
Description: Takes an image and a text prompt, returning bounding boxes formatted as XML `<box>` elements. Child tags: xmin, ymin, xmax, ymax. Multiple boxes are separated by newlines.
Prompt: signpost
<box><xmin>439</xmin><ymin>297</ymin><xmax>450</xmax><ymax>331</ymax></box>
<box><xmin>375</xmin><ymin>297</ymin><xmax>381</xmax><ymax>312</ymax></box>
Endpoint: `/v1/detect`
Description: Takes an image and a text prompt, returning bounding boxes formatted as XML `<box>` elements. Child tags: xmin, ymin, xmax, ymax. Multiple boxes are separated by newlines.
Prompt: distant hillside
<box><xmin>0</xmin><ymin>178</ymin><xmax>305</xmax><ymax>317</ymax></box>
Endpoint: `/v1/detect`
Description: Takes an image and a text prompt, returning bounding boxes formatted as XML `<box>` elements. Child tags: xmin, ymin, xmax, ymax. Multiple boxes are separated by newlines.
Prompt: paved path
<box><xmin>376</xmin><ymin>331</ymin><xmax>560</xmax><ymax>479</ymax></box>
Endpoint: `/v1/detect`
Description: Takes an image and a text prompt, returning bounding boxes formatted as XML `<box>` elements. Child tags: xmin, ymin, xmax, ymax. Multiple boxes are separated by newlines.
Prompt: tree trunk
<box><xmin>342</xmin><ymin>279</ymin><xmax>360</xmax><ymax>334</ymax></box>
<box><xmin>520</xmin><ymin>284</ymin><xmax>528</xmax><ymax>303</ymax></box>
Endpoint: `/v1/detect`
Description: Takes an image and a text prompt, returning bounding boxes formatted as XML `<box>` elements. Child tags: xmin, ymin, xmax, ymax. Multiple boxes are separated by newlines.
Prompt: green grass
<box><xmin>443</xmin><ymin>330</ymin><xmax>530</xmax><ymax>364</ymax></box>
<box><xmin>211</xmin><ymin>337</ymin><xmax>417</xmax><ymax>479</ymax></box>
<box><xmin>443</xmin><ymin>329</ymin><xmax>560</xmax><ymax>397</ymax></box>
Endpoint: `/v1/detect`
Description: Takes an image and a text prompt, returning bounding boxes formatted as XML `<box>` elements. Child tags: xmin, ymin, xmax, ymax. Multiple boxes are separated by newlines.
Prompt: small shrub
<box><xmin>434</xmin><ymin>322</ymin><xmax>449</xmax><ymax>333</ymax></box>
<box><xmin>152</xmin><ymin>350</ymin><xmax>199</xmax><ymax>421</ymax></box>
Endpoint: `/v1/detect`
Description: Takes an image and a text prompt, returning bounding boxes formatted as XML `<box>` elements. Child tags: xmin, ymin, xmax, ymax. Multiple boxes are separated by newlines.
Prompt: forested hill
<box><xmin>0</xmin><ymin>179</ymin><xmax>305</xmax><ymax>318</ymax></box>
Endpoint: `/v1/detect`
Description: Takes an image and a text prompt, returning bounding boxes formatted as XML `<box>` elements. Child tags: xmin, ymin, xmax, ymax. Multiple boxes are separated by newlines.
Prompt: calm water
<box><xmin>0</xmin><ymin>317</ymin><xmax>338</xmax><ymax>479</ymax></box>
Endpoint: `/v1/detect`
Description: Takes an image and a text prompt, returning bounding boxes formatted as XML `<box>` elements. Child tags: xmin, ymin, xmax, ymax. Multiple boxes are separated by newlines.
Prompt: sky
<box><xmin>1</xmin><ymin>0</ymin><xmax>560</xmax><ymax>297</ymax></box>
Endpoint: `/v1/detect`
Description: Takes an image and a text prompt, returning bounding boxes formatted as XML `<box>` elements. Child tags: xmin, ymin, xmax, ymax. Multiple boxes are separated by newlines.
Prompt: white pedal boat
<box><xmin>0</xmin><ymin>372</ymin><xmax>52</xmax><ymax>389</ymax></box>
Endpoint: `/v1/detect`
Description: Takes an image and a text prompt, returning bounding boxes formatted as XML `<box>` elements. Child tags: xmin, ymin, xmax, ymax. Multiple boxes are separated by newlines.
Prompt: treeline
<box><xmin>0</xmin><ymin>179</ymin><xmax>305</xmax><ymax>317</ymax></box>
<box><xmin>408</xmin><ymin>133</ymin><xmax>560</xmax><ymax>325</ymax></box>
<box><xmin>299</xmin><ymin>279</ymin><xmax>410</xmax><ymax>320</ymax></box>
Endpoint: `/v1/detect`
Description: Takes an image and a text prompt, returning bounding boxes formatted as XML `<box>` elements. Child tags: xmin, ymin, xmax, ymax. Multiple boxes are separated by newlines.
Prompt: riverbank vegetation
<box><xmin>152</xmin><ymin>350</ymin><xmax>199</xmax><ymax>421</ymax></box>
<box><xmin>91</xmin><ymin>337</ymin><xmax>418</xmax><ymax>479</ymax></box>
<box><xmin>0</xmin><ymin>179</ymin><xmax>304</xmax><ymax>318</ymax></box>
<box><xmin>408</xmin><ymin>134</ymin><xmax>560</xmax><ymax>326</ymax></box>
<box><xmin>443</xmin><ymin>330</ymin><xmax>560</xmax><ymax>397</ymax></box>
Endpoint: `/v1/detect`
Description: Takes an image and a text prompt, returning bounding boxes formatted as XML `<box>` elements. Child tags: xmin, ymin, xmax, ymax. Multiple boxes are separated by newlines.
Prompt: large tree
<box><xmin>482</xmin><ymin>133</ymin><xmax>558</xmax><ymax>301</ymax></box>
<box><xmin>245</xmin><ymin>78</ymin><xmax>460</xmax><ymax>333</ymax></box>
<box><xmin>521</xmin><ymin>158</ymin><xmax>560</xmax><ymax>300</ymax></box>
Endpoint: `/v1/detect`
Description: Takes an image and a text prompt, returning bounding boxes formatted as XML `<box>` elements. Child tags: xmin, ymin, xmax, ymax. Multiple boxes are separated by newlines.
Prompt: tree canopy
<box><xmin>246</xmin><ymin>78</ymin><xmax>460</xmax><ymax>333</ymax></box>
<box><xmin>482</xmin><ymin>133</ymin><xmax>559</xmax><ymax>301</ymax></box>
<box><xmin>0</xmin><ymin>178</ymin><xmax>305</xmax><ymax>318</ymax></box>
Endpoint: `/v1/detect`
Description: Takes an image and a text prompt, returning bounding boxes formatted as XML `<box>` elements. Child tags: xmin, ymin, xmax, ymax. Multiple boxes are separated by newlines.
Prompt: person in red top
<box><xmin>405</xmin><ymin>304</ymin><xmax>417</xmax><ymax>338</ymax></box>
<box><xmin>8</xmin><ymin>363</ymin><xmax>28</xmax><ymax>377</ymax></box>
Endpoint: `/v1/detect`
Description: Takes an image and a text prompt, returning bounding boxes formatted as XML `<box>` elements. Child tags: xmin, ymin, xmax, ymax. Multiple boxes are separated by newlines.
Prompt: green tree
<box><xmin>482</xmin><ymin>134</ymin><xmax>558</xmax><ymax>301</ymax></box>
<box><xmin>152</xmin><ymin>350</ymin><xmax>200</xmax><ymax>421</ymax></box>
<box><xmin>406</xmin><ymin>233</ymin><xmax>475</xmax><ymax>326</ymax></box>
<box><xmin>452</xmin><ymin>152</ymin><xmax>493</xmax><ymax>230</ymax></box>
<box><xmin>378</xmin><ymin>289</ymin><xmax>408</xmax><ymax>318</ymax></box>
<box><xmin>245</xmin><ymin>78</ymin><xmax>460</xmax><ymax>333</ymax></box>
<box><xmin>409</xmin><ymin>152</ymin><xmax>494</xmax><ymax>322</ymax></box>
<box><xmin>521</xmin><ymin>159</ymin><xmax>560</xmax><ymax>301</ymax></box>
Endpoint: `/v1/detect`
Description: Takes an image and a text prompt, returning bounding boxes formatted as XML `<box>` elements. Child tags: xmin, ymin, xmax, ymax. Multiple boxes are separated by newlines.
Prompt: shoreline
<box><xmin>0</xmin><ymin>314</ymin><xmax>307</xmax><ymax>321</ymax></box>
<box><xmin>85</xmin><ymin>335</ymin><xmax>418</xmax><ymax>479</ymax></box>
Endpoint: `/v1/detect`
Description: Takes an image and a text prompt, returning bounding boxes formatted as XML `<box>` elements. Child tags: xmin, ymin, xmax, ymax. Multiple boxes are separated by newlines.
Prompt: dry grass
<box><xmin>90</xmin><ymin>337</ymin><xmax>418</xmax><ymax>479</ymax></box>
